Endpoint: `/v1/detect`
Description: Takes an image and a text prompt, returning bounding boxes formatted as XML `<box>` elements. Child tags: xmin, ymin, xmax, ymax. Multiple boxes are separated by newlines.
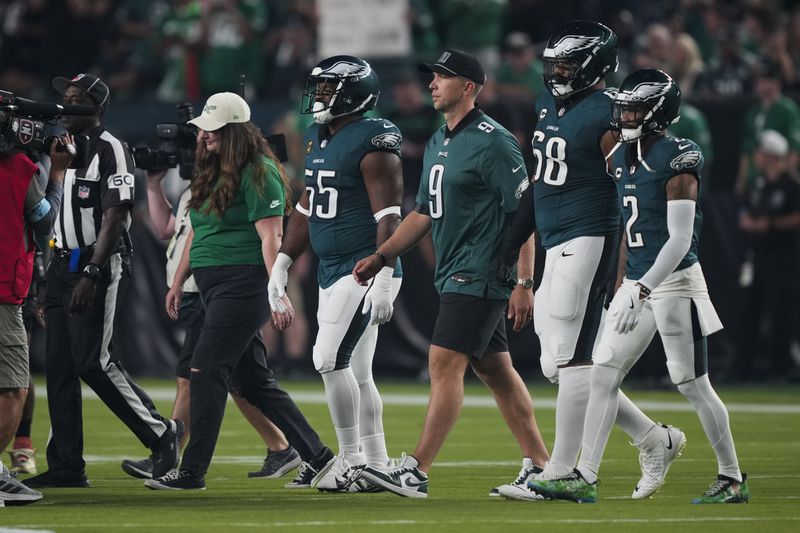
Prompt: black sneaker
<box><xmin>24</xmin><ymin>469</ymin><xmax>90</xmax><ymax>488</ymax></box>
<box><xmin>284</xmin><ymin>447</ymin><xmax>334</xmax><ymax>489</ymax></box>
<box><xmin>284</xmin><ymin>462</ymin><xmax>317</xmax><ymax>489</ymax></box>
<box><xmin>248</xmin><ymin>447</ymin><xmax>301</xmax><ymax>478</ymax></box>
<box><xmin>151</xmin><ymin>419</ymin><xmax>184</xmax><ymax>479</ymax></box>
<box><xmin>121</xmin><ymin>457</ymin><xmax>153</xmax><ymax>479</ymax></box>
<box><xmin>144</xmin><ymin>469</ymin><xmax>205</xmax><ymax>491</ymax></box>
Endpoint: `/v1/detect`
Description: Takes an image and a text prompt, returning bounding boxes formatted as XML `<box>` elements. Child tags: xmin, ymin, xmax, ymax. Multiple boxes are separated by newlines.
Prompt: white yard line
<box><xmin>39</xmin><ymin>388</ymin><xmax>800</xmax><ymax>414</ymax></box>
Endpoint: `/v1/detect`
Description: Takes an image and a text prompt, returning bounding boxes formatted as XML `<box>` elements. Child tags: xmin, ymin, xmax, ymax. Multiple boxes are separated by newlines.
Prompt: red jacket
<box><xmin>0</xmin><ymin>152</ymin><xmax>37</xmax><ymax>305</ymax></box>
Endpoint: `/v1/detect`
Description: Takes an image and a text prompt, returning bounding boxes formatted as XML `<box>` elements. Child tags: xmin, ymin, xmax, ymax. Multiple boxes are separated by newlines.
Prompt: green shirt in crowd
<box><xmin>741</xmin><ymin>96</ymin><xmax>800</xmax><ymax>185</ymax></box>
<box><xmin>190</xmin><ymin>156</ymin><xmax>285</xmax><ymax>268</ymax></box>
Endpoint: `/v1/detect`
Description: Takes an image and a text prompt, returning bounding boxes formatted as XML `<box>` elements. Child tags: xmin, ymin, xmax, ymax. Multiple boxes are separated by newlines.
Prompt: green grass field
<box><xmin>2</xmin><ymin>379</ymin><xmax>799</xmax><ymax>532</ymax></box>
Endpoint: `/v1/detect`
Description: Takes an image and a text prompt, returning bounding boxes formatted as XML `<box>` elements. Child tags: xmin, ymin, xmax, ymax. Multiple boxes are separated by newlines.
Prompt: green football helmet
<box><xmin>301</xmin><ymin>55</ymin><xmax>380</xmax><ymax>124</ymax></box>
<box><xmin>542</xmin><ymin>20</ymin><xmax>618</xmax><ymax>98</ymax></box>
<box><xmin>611</xmin><ymin>69</ymin><xmax>681</xmax><ymax>142</ymax></box>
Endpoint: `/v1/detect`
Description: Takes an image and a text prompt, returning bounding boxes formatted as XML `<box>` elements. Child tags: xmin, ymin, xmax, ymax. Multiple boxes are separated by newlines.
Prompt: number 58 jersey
<box><xmin>303</xmin><ymin>117</ymin><xmax>403</xmax><ymax>289</ymax></box>
<box><xmin>532</xmin><ymin>89</ymin><xmax>620</xmax><ymax>249</ymax></box>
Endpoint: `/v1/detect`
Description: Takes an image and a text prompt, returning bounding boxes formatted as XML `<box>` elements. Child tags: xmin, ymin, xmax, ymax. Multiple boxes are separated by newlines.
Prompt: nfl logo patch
<box><xmin>78</xmin><ymin>186</ymin><xmax>90</xmax><ymax>199</ymax></box>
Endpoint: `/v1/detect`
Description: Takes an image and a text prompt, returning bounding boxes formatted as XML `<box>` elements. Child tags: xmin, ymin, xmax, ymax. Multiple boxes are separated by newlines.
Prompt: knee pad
<box><xmin>665</xmin><ymin>350</ymin><xmax>695</xmax><ymax>385</ymax></box>
<box><xmin>539</xmin><ymin>354</ymin><xmax>559</xmax><ymax>383</ymax></box>
<box><xmin>313</xmin><ymin>345</ymin><xmax>338</xmax><ymax>374</ymax></box>
<box><xmin>549</xmin><ymin>335</ymin><xmax>575</xmax><ymax>368</ymax></box>
<box><xmin>592</xmin><ymin>341</ymin><xmax>631</xmax><ymax>374</ymax></box>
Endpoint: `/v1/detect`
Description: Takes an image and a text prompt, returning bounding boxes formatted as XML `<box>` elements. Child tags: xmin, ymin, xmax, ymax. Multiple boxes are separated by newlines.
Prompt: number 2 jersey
<box><xmin>416</xmin><ymin>108</ymin><xmax>527</xmax><ymax>300</ymax></box>
<box><xmin>303</xmin><ymin>117</ymin><xmax>403</xmax><ymax>289</ymax></box>
<box><xmin>609</xmin><ymin>136</ymin><xmax>704</xmax><ymax>279</ymax></box>
<box><xmin>532</xmin><ymin>89</ymin><xmax>620</xmax><ymax>249</ymax></box>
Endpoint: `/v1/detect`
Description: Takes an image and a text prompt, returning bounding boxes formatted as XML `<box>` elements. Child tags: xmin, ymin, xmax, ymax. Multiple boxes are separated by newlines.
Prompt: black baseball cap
<box><xmin>420</xmin><ymin>49</ymin><xmax>486</xmax><ymax>85</ymax></box>
<box><xmin>52</xmin><ymin>73</ymin><xmax>110</xmax><ymax>113</ymax></box>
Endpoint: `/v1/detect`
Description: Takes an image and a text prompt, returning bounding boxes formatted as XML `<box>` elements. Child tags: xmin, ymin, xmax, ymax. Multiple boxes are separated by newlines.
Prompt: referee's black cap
<box><xmin>52</xmin><ymin>73</ymin><xmax>110</xmax><ymax>114</ymax></box>
<box><xmin>419</xmin><ymin>49</ymin><xmax>486</xmax><ymax>85</ymax></box>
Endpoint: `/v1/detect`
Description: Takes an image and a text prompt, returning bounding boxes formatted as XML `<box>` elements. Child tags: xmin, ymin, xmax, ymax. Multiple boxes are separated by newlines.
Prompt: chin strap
<box><xmin>604</xmin><ymin>137</ymin><xmax>656</xmax><ymax>173</ymax></box>
<box><xmin>636</xmin><ymin>138</ymin><xmax>656</xmax><ymax>173</ymax></box>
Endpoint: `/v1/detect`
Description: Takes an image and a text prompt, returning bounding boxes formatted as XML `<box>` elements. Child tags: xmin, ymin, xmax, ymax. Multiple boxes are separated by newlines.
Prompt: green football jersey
<box><xmin>304</xmin><ymin>117</ymin><xmax>403</xmax><ymax>289</ymax></box>
<box><xmin>532</xmin><ymin>89</ymin><xmax>620</xmax><ymax>249</ymax></box>
<box><xmin>416</xmin><ymin>108</ymin><xmax>528</xmax><ymax>300</ymax></box>
<box><xmin>609</xmin><ymin>136</ymin><xmax>704</xmax><ymax>279</ymax></box>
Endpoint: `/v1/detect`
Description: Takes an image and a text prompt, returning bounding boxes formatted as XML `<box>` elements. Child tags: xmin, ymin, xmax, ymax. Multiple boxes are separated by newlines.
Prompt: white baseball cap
<box><xmin>188</xmin><ymin>92</ymin><xmax>251</xmax><ymax>131</ymax></box>
<box><xmin>758</xmin><ymin>129</ymin><xmax>789</xmax><ymax>157</ymax></box>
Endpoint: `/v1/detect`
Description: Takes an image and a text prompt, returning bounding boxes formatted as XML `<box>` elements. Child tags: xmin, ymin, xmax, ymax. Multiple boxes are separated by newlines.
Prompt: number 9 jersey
<box><xmin>303</xmin><ymin>117</ymin><xmax>403</xmax><ymax>289</ymax></box>
<box><xmin>532</xmin><ymin>89</ymin><xmax>620</xmax><ymax>249</ymax></box>
<box><xmin>416</xmin><ymin>109</ymin><xmax>527</xmax><ymax>300</ymax></box>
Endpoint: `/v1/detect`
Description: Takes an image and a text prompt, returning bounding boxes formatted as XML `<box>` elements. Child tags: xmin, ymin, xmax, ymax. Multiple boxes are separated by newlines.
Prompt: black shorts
<box><xmin>431</xmin><ymin>293</ymin><xmax>508</xmax><ymax>359</ymax></box>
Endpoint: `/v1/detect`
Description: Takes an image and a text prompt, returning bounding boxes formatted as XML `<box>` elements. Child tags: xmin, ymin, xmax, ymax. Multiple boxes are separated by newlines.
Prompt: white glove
<box><xmin>361</xmin><ymin>266</ymin><xmax>395</xmax><ymax>326</ymax></box>
<box><xmin>268</xmin><ymin>252</ymin><xmax>293</xmax><ymax>314</ymax></box>
<box><xmin>608</xmin><ymin>282</ymin><xmax>647</xmax><ymax>334</ymax></box>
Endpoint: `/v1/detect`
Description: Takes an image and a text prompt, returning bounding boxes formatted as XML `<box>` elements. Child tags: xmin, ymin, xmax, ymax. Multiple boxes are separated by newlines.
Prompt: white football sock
<box><xmin>677</xmin><ymin>375</ymin><xmax>742</xmax><ymax>482</ymax></box>
<box><xmin>576</xmin><ymin>365</ymin><xmax>625</xmax><ymax>484</ymax></box>
<box><xmin>616</xmin><ymin>389</ymin><xmax>658</xmax><ymax>445</ymax></box>
<box><xmin>358</xmin><ymin>378</ymin><xmax>389</xmax><ymax>467</ymax></box>
<box><xmin>542</xmin><ymin>365</ymin><xmax>590</xmax><ymax>479</ymax></box>
<box><xmin>321</xmin><ymin>368</ymin><xmax>361</xmax><ymax>458</ymax></box>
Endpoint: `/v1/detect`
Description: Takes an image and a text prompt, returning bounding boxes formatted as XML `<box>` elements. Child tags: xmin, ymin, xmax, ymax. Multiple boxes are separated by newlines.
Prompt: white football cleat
<box><xmin>632</xmin><ymin>424</ymin><xmax>686</xmax><ymax>499</ymax></box>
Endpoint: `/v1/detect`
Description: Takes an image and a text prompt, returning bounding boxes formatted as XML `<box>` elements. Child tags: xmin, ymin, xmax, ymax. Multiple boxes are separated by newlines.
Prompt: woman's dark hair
<box><xmin>188</xmin><ymin>122</ymin><xmax>292</xmax><ymax>217</ymax></box>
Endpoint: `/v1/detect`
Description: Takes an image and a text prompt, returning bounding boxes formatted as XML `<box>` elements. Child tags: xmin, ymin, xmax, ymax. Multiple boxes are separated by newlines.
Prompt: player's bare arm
<box><xmin>353</xmin><ymin>210</ymin><xmax>432</xmax><ymax>285</ymax></box>
<box><xmin>665</xmin><ymin>172</ymin><xmax>699</xmax><ymax>202</ymax></box>
<box><xmin>361</xmin><ymin>150</ymin><xmax>404</xmax><ymax>267</ymax></box>
<box><xmin>279</xmin><ymin>188</ymin><xmax>312</xmax><ymax>260</ymax></box>
<box><xmin>600</xmin><ymin>129</ymin><xmax>618</xmax><ymax>160</ymax></box>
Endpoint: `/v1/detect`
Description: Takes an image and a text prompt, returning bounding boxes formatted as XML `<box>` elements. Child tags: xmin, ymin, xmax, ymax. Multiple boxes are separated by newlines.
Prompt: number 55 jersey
<box><xmin>532</xmin><ymin>89</ymin><xmax>620</xmax><ymax>249</ymax></box>
<box><xmin>303</xmin><ymin>117</ymin><xmax>403</xmax><ymax>289</ymax></box>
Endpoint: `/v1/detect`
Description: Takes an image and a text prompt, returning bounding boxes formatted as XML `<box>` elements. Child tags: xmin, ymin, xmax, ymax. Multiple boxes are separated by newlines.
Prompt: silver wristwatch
<box><xmin>517</xmin><ymin>278</ymin><xmax>534</xmax><ymax>289</ymax></box>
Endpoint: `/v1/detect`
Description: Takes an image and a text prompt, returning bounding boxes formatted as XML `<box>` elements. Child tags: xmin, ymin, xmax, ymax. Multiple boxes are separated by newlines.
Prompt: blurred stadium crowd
<box><xmin>2</xmin><ymin>0</ymin><xmax>798</xmax><ymax>382</ymax></box>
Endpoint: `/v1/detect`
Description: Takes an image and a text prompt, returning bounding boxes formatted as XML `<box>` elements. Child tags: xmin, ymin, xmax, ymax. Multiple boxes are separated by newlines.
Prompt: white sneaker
<box><xmin>0</xmin><ymin>464</ymin><xmax>43</xmax><ymax>506</ymax></box>
<box><xmin>632</xmin><ymin>424</ymin><xmax>686</xmax><ymax>499</ymax></box>
<box><xmin>314</xmin><ymin>454</ymin><xmax>365</xmax><ymax>492</ymax></box>
<box><xmin>491</xmin><ymin>458</ymin><xmax>544</xmax><ymax>500</ymax></box>
<box><xmin>361</xmin><ymin>453</ymin><xmax>428</xmax><ymax>498</ymax></box>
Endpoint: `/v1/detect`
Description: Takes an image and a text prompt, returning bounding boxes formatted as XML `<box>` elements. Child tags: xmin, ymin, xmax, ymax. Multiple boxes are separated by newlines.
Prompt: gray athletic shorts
<box><xmin>0</xmin><ymin>304</ymin><xmax>29</xmax><ymax>388</ymax></box>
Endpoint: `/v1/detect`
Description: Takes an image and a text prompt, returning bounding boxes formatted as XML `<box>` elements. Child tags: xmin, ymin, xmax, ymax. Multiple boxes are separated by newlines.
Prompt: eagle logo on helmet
<box><xmin>371</xmin><ymin>132</ymin><xmax>401</xmax><ymax>149</ymax></box>
<box><xmin>669</xmin><ymin>150</ymin><xmax>702</xmax><ymax>170</ymax></box>
<box><xmin>314</xmin><ymin>61</ymin><xmax>372</xmax><ymax>79</ymax></box>
<box><xmin>625</xmin><ymin>81</ymin><xmax>672</xmax><ymax>100</ymax></box>
<box><xmin>546</xmin><ymin>35</ymin><xmax>602</xmax><ymax>57</ymax></box>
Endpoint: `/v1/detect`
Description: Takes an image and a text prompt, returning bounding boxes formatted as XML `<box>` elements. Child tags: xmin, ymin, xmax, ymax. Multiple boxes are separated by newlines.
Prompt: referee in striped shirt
<box><xmin>26</xmin><ymin>74</ymin><xmax>182</xmax><ymax>489</ymax></box>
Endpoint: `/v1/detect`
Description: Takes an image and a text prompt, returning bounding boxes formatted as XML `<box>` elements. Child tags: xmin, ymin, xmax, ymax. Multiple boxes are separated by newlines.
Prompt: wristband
<box><xmin>374</xmin><ymin>251</ymin><xmax>387</xmax><ymax>267</ymax></box>
<box><xmin>635</xmin><ymin>281</ymin><xmax>651</xmax><ymax>300</ymax></box>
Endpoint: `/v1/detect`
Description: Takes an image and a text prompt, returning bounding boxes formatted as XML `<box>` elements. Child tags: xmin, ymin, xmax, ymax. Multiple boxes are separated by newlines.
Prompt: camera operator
<box><xmin>0</xmin><ymin>129</ymin><xmax>73</xmax><ymax>505</ymax></box>
<box><xmin>25</xmin><ymin>74</ymin><xmax>182</xmax><ymax>489</ymax></box>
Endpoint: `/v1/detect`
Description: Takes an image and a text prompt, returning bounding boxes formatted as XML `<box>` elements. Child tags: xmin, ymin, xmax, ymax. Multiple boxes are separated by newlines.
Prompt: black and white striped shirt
<box><xmin>54</xmin><ymin>126</ymin><xmax>135</xmax><ymax>250</ymax></box>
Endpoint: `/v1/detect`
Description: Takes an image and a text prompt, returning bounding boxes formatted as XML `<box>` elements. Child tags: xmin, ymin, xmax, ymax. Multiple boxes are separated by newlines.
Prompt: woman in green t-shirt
<box><xmin>149</xmin><ymin>92</ymin><xmax>297</xmax><ymax>490</ymax></box>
